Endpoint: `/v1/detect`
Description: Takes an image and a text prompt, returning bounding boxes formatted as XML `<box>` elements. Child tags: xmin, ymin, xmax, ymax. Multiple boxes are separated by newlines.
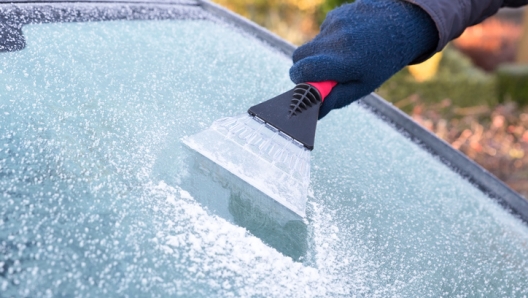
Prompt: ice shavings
<box><xmin>147</xmin><ymin>181</ymin><xmax>335</xmax><ymax>297</ymax></box>
<box><xmin>182</xmin><ymin>114</ymin><xmax>310</xmax><ymax>217</ymax></box>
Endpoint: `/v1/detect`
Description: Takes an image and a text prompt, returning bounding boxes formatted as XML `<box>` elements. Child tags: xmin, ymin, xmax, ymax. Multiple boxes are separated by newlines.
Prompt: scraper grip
<box><xmin>306</xmin><ymin>81</ymin><xmax>338</xmax><ymax>102</ymax></box>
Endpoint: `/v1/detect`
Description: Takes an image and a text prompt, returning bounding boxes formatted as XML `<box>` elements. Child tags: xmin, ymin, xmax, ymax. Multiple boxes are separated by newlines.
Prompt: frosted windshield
<box><xmin>1</xmin><ymin>17</ymin><xmax>527</xmax><ymax>297</ymax></box>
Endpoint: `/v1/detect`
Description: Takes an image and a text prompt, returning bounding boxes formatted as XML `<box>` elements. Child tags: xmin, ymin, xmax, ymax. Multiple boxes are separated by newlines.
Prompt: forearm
<box><xmin>407</xmin><ymin>0</ymin><xmax>528</xmax><ymax>58</ymax></box>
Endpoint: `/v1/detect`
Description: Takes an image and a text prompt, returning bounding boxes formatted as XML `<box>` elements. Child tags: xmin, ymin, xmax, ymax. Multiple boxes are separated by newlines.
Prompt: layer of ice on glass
<box><xmin>0</xmin><ymin>13</ymin><xmax>527</xmax><ymax>298</ymax></box>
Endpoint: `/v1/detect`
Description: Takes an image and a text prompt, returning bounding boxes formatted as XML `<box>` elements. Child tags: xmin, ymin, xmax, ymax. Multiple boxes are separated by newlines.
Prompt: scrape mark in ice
<box><xmin>147</xmin><ymin>181</ymin><xmax>341</xmax><ymax>297</ymax></box>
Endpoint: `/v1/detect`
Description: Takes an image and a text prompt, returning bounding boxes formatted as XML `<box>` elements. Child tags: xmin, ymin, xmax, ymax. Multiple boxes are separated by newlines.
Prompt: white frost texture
<box><xmin>1</xmin><ymin>12</ymin><xmax>528</xmax><ymax>298</ymax></box>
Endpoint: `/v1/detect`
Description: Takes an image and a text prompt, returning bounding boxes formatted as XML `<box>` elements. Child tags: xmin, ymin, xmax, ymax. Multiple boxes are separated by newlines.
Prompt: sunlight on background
<box><xmin>408</xmin><ymin>52</ymin><xmax>443</xmax><ymax>82</ymax></box>
<box><xmin>213</xmin><ymin>0</ymin><xmax>325</xmax><ymax>44</ymax></box>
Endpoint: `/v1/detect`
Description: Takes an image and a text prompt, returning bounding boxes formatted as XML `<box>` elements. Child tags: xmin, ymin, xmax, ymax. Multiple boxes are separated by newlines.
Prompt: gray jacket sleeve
<box><xmin>406</xmin><ymin>0</ymin><xmax>528</xmax><ymax>53</ymax></box>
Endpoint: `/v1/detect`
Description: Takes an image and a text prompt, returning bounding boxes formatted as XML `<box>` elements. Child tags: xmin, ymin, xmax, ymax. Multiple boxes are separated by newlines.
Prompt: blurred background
<box><xmin>213</xmin><ymin>0</ymin><xmax>528</xmax><ymax>198</ymax></box>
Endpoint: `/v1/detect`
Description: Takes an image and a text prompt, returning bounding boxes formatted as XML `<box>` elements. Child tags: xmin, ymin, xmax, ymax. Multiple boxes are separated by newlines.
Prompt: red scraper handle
<box><xmin>306</xmin><ymin>80</ymin><xmax>338</xmax><ymax>102</ymax></box>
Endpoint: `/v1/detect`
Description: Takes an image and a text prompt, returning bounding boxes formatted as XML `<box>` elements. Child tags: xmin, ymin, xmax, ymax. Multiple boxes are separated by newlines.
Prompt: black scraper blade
<box><xmin>247</xmin><ymin>83</ymin><xmax>325</xmax><ymax>150</ymax></box>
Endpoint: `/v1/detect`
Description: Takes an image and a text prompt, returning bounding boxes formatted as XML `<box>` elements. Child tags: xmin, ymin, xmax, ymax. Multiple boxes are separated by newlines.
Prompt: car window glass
<box><xmin>1</xmin><ymin>16</ymin><xmax>527</xmax><ymax>297</ymax></box>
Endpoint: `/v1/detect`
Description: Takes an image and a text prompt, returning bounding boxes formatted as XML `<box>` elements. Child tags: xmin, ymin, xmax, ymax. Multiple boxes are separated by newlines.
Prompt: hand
<box><xmin>290</xmin><ymin>0</ymin><xmax>438</xmax><ymax>119</ymax></box>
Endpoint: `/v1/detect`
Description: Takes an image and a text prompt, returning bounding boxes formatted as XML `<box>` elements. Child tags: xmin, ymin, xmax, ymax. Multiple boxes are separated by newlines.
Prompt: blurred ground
<box><xmin>213</xmin><ymin>0</ymin><xmax>528</xmax><ymax>198</ymax></box>
<box><xmin>401</xmin><ymin>92</ymin><xmax>528</xmax><ymax>197</ymax></box>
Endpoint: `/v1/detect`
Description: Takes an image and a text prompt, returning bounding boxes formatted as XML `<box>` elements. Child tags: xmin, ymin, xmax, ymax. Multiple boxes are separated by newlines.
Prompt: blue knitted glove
<box><xmin>290</xmin><ymin>0</ymin><xmax>438</xmax><ymax>119</ymax></box>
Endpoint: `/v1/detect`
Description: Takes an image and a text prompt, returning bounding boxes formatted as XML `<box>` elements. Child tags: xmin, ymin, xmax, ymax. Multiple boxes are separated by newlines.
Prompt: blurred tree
<box><xmin>518</xmin><ymin>8</ymin><xmax>528</xmax><ymax>63</ymax></box>
<box><xmin>321</xmin><ymin>0</ymin><xmax>354</xmax><ymax>14</ymax></box>
<box><xmin>213</xmin><ymin>0</ymin><xmax>326</xmax><ymax>44</ymax></box>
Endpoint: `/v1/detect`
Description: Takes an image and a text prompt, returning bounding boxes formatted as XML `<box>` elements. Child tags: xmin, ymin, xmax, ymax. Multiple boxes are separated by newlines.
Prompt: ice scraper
<box><xmin>182</xmin><ymin>80</ymin><xmax>337</xmax><ymax>218</ymax></box>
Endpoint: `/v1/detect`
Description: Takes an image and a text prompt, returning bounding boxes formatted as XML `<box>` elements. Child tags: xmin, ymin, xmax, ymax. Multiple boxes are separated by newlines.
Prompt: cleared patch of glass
<box><xmin>0</xmin><ymin>15</ymin><xmax>527</xmax><ymax>297</ymax></box>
